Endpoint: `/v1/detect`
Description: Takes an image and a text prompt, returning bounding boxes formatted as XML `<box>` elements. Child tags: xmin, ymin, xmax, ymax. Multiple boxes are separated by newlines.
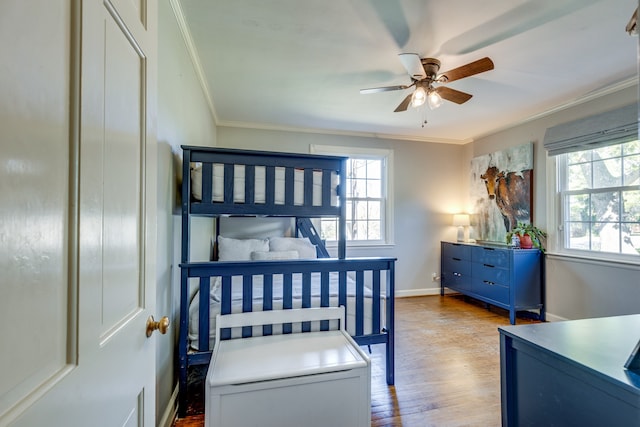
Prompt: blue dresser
<box><xmin>499</xmin><ymin>315</ymin><xmax>640</xmax><ymax>426</ymax></box>
<box><xmin>440</xmin><ymin>241</ymin><xmax>544</xmax><ymax>324</ymax></box>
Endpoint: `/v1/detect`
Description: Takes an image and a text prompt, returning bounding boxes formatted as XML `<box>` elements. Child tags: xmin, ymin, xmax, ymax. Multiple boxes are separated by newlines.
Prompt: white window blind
<box><xmin>543</xmin><ymin>103</ymin><xmax>638</xmax><ymax>157</ymax></box>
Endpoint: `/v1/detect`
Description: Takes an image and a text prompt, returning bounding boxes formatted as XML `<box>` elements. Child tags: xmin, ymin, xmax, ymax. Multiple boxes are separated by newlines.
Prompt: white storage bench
<box><xmin>205</xmin><ymin>307</ymin><xmax>371</xmax><ymax>427</ymax></box>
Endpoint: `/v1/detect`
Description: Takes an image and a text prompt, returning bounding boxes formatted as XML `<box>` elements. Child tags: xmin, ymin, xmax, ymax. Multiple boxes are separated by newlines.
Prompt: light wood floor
<box><xmin>172</xmin><ymin>295</ymin><xmax>539</xmax><ymax>427</ymax></box>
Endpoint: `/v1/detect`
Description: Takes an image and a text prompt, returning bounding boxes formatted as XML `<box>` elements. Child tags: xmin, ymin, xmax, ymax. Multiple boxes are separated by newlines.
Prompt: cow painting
<box><xmin>480</xmin><ymin>166</ymin><xmax>531</xmax><ymax>231</ymax></box>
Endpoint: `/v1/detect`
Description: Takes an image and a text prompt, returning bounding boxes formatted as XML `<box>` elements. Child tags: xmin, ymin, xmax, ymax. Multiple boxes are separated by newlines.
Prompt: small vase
<box><xmin>519</xmin><ymin>234</ymin><xmax>533</xmax><ymax>249</ymax></box>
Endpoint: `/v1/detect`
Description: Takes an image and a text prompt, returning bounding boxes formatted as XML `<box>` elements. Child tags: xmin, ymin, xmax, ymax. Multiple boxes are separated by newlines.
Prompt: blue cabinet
<box><xmin>440</xmin><ymin>241</ymin><xmax>544</xmax><ymax>324</ymax></box>
<box><xmin>499</xmin><ymin>315</ymin><xmax>640</xmax><ymax>426</ymax></box>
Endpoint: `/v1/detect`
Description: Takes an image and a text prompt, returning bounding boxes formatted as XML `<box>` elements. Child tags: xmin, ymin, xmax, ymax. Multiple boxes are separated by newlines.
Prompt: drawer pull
<box><xmin>483</xmin><ymin>280</ymin><xmax>496</xmax><ymax>286</ymax></box>
<box><xmin>484</xmin><ymin>247</ymin><xmax>495</xmax><ymax>251</ymax></box>
<box><xmin>453</xmin><ymin>257</ymin><xmax>461</xmax><ymax>261</ymax></box>
<box><xmin>484</xmin><ymin>263</ymin><xmax>495</xmax><ymax>268</ymax></box>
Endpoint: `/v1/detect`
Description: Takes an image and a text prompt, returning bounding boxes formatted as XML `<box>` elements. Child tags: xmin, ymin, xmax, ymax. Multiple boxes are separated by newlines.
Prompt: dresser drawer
<box><xmin>442</xmin><ymin>242</ymin><xmax>472</xmax><ymax>261</ymax></box>
<box><xmin>442</xmin><ymin>257</ymin><xmax>472</xmax><ymax>276</ymax></box>
<box><xmin>472</xmin><ymin>277</ymin><xmax>509</xmax><ymax>305</ymax></box>
<box><xmin>441</xmin><ymin>257</ymin><xmax>472</xmax><ymax>292</ymax></box>
<box><xmin>472</xmin><ymin>262</ymin><xmax>510</xmax><ymax>287</ymax></box>
<box><xmin>471</xmin><ymin>246</ymin><xmax>509</xmax><ymax>268</ymax></box>
<box><xmin>441</xmin><ymin>270</ymin><xmax>472</xmax><ymax>292</ymax></box>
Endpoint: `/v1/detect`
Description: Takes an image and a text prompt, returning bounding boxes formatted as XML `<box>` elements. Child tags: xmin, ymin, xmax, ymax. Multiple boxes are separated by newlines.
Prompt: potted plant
<box><xmin>506</xmin><ymin>222</ymin><xmax>547</xmax><ymax>252</ymax></box>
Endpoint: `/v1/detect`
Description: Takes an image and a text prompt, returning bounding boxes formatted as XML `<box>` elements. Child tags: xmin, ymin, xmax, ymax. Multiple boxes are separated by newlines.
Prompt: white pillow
<box><xmin>190</xmin><ymin>165</ymin><xmax>202</xmax><ymax>200</ymax></box>
<box><xmin>269</xmin><ymin>237</ymin><xmax>317</xmax><ymax>259</ymax></box>
<box><xmin>217</xmin><ymin>236</ymin><xmax>269</xmax><ymax>261</ymax></box>
<box><xmin>250</xmin><ymin>250</ymin><xmax>299</xmax><ymax>261</ymax></box>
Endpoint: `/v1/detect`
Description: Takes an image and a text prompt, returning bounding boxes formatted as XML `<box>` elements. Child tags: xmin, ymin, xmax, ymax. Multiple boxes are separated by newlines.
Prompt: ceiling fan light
<box><xmin>411</xmin><ymin>86</ymin><xmax>426</xmax><ymax>108</ymax></box>
<box><xmin>427</xmin><ymin>89</ymin><xmax>443</xmax><ymax>110</ymax></box>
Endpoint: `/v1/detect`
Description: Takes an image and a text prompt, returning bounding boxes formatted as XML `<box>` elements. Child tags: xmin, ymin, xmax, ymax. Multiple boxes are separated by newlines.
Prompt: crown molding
<box><xmin>169</xmin><ymin>0</ymin><xmax>218</xmax><ymax>123</ymax></box>
<box><xmin>215</xmin><ymin>119</ymin><xmax>473</xmax><ymax>145</ymax></box>
<box><xmin>472</xmin><ymin>77</ymin><xmax>638</xmax><ymax>141</ymax></box>
<box><xmin>191</xmin><ymin>74</ymin><xmax>637</xmax><ymax>146</ymax></box>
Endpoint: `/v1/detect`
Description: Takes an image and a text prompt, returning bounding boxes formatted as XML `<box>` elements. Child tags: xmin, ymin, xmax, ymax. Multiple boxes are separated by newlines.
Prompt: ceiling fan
<box><xmin>360</xmin><ymin>54</ymin><xmax>494</xmax><ymax>112</ymax></box>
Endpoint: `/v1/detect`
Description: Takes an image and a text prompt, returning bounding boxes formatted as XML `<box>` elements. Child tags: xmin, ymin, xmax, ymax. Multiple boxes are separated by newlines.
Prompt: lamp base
<box><xmin>457</xmin><ymin>226</ymin><xmax>465</xmax><ymax>242</ymax></box>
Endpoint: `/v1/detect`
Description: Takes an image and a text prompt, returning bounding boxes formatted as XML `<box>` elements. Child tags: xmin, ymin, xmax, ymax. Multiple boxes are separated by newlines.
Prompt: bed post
<box><xmin>386</xmin><ymin>260</ymin><xmax>395</xmax><ymax>385</ymax></box>
<box><xmin>178</xmin><ymin>267</ymin><xmax>189</xmax><ymax>417</ymax></box>
<box><xmin>338</xmin><ymin>157</ymin><xmax>347</xmax><ymax>259</ymax></box>
<box><xmin>178</xmin><ymin>148</ymin><xmax>192</xmax><ymax>417</ymax></box>
<box><xmin>181</xmin><ymin>148</ymin><xmax>191</xmax><ymax>263</ymax></box>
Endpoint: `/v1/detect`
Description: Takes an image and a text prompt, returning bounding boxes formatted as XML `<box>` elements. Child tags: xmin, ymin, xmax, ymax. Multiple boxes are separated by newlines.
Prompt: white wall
<box><xmin>156</xmin><ymin>0</ymin><xmax>217</xmax><ymax>424</ymax></box>
<box><xmin>469</xmin><ymin>84</ymin><xmax>640</xmax><ymax>321</ymax></box>
<box><xmin>216</xmin><ymin>126</ymin><xmax>466</xmax><ymax>296</ymax></box>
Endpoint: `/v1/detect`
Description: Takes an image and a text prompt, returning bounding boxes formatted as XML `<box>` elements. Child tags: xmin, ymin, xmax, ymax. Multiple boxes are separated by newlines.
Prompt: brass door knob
<box><xmin>146</xmin><ymin>315</ymin><xmax>170</xmax><ymax>337</ymax></box>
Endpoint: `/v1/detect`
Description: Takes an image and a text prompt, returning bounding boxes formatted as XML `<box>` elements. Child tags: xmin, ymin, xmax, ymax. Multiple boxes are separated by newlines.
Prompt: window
<box><xmin>310</xmin><ymin>145</ymin><xmax>393</xmax><ymax>245</ymax></box>
<box><xmin>557</xmin><ymin>140</ymin><xmax>640</xmax><ymax>257</ymax></box>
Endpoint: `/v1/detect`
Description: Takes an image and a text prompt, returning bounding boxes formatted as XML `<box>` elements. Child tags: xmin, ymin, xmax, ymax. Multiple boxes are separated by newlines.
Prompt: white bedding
<box><xmin>190</xmin><ymin>164</ymin><xmax>338</xmax><ymax>206</ymax></box>
<box><xmin>188</xmin><ymin>272</ymin><xmax>386</xmax><ymax>351</ymax></box>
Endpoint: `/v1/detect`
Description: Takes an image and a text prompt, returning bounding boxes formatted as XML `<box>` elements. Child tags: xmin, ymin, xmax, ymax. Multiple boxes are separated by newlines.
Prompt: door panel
<box><xmin>111</xmin><ymin>0</ymin><xmax>148</xmax><ymax>30</ymax></box>
<box><xmin>122</xmin><ymin>391</ymin><xmax>143</xmax><ymax>427</ymax></box>
<box><xmin>102</xmin><ymin>8</ymin><xmax>144</xmax><ymax>338</ymax></box>
<box><xmin>0</xmin><ymin>0</ymin><xmax>73</xmax><ymax>420</ymax></box>
<box><xmin>0</xmin><ymin>0</ymin><xmax>157</xmax><ymax>425</ymax></box>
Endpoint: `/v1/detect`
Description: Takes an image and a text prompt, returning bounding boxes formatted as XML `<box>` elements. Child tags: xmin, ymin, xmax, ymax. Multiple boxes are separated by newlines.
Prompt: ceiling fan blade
<box><xmin>398</xmin><ymin>53</ymin><xmax>426</xmax><ymax>80</ymax></box>
<box><xmin>439</xmin><ymin>57</ymin><xmax>494</xmax><ymax>83</ymax></box>
<box><xmin>394</xmin><ymin>93</ymin><xmax>413</xmax><ymax>112</ymax></box>
<box><xmin>360</xmin><ymin>84</ymin><xmax>411</xmax><ymax>94</ymax></box>
<box><xmin>435</xmin><ymin>86</ymin><xmax>473</xmax><ymax>104</ymax></box>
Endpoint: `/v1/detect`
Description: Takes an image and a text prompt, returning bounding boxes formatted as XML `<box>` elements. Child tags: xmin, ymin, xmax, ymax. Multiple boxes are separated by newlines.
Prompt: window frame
<box><xmin>310</xmin><ymin>144</ymin><xmax>394</xmax><ymax>247</ymax></box>
<box><xmin>551</xmin><ymin>141</ymin><xmax>640</xmax><ymax>263</ymax></box>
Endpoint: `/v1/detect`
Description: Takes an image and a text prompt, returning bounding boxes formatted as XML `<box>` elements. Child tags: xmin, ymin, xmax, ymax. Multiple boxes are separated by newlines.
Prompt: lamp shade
<box><xmin>453</xmin><ymin>214</ymin><xmax>470</xmax><ymax>227</ymax></box>
<box><xmin>411</xmin><ymin>86</ymin><xmax>426</xmax><ymax>108</ymax></box>
<box><xmin>427</xmin><ymin>89</ymin><xmax>443</xmax><ymax>110</ymax></box>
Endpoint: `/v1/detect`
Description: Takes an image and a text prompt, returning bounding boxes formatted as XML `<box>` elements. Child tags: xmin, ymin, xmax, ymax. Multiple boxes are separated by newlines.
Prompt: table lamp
<box><xmin>453</xmin><ymin>214</ymin><xmax>470</xmax><ymax>242</ymax></box>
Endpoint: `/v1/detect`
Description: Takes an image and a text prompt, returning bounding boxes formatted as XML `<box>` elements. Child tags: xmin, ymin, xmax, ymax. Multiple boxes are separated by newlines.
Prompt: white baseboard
<box><xmin>395</xmin><ymin>287</ymin><xmax>436</xmax><ymax>297</ymax></box>
<box><xmin>395</xmin><ymin>286</ymin><xmax>457</xmax><ymax>297</ymax></box>
<box><xmin>544</xmin><ymin>312</ymin><xmax>568</xmax><ymax>322</ymax></box>
<box><xmin>158</xmin><ymin>385</ymin><xmax>179</xmax><ymax>427</ymax></box>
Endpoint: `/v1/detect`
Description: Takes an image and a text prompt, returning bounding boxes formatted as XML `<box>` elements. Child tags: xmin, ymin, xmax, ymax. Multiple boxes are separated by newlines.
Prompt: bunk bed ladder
<box><xmin>296</xmin><ymin>218</ymin><xmax>330</xmax><ymax>258</ymax></box>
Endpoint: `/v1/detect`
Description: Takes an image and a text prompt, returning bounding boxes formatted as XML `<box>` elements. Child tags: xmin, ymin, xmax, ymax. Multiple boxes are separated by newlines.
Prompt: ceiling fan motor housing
<box><xmin>421</xmin><ymin>58</ymin><xmax>441</xmax><ymax>81</ymax></box>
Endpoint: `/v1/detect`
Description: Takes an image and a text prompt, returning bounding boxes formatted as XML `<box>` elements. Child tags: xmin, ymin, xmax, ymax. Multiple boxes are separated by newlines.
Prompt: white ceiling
<box><xmin>177</xmin><ymin>0</ymin><xmax>639</xmax><ymax>144</ymax></box>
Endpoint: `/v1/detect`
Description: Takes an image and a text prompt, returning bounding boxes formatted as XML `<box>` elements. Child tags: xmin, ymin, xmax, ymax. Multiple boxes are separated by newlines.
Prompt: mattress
<box><xmin>191</xmin><ymin>164</ymin><xmax>338</xmax><ymax>206</ymax></box>
<box><xmin>188</xmin><ymin>272</ymin><xmax>386</xmax><ymax>351</ymax></box>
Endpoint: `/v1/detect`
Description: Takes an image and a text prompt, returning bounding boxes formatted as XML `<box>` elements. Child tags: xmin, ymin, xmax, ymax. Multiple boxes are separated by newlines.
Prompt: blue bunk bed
<box><xmin>178</xmin><ymin>145</ymin><xmax>396</xmax><ymax>416</ymax></box>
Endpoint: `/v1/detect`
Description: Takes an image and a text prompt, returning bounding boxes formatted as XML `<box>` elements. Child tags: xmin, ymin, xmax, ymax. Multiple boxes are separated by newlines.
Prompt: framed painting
<box><xmin>470</xmin><ymin>143</ymin><xmax>533</xmax><ymax>243</ymax></box>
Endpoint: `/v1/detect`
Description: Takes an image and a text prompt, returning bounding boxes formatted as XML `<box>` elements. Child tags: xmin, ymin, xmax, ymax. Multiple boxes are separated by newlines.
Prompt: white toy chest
<box><xmin>204</xmin><ymin>308</ymin><xmax>371</xmax><ymax>427</ymax></box>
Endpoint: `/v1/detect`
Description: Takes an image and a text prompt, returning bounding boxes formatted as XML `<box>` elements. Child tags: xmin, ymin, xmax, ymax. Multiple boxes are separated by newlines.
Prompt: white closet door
<box><xmin>0</xmin><ymin>0</ymin><xmax>158</xmax><ymax>426</ymax></box>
